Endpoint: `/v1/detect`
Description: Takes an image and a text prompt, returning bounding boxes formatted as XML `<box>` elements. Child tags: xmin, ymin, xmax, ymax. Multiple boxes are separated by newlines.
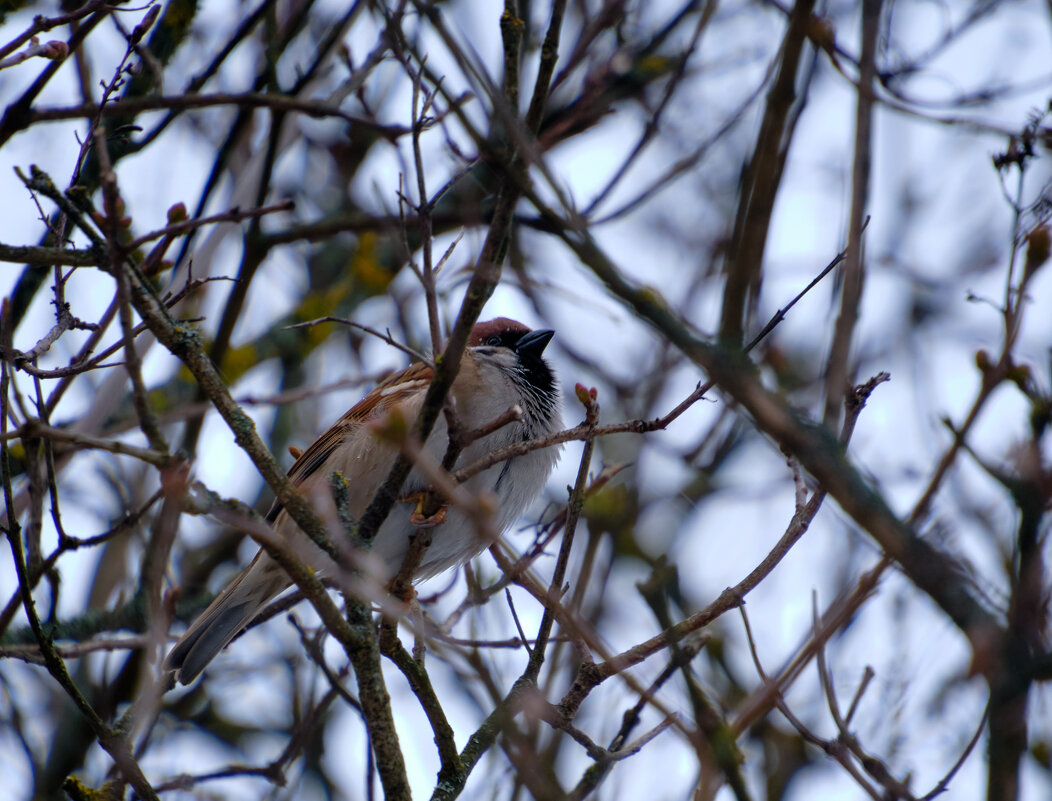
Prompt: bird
<box><xmin>164</xmin><ymin>317</ymin><xmax>562</xmax><ymax>685</ymax></box>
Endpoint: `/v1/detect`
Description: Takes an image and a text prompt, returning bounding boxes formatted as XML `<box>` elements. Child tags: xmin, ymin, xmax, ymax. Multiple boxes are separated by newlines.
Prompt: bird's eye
<box><xmin>485</xmin><ymin>335</ymin><xmax>502</xmax><ymax>346</ymax></box>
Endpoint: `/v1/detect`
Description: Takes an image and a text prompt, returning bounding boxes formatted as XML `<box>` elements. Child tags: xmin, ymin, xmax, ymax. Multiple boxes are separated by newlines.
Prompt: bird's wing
<box><xmin>264</xmin><ymin>361</ymin><xmax>433</xmax><ymax>522</ymax></box>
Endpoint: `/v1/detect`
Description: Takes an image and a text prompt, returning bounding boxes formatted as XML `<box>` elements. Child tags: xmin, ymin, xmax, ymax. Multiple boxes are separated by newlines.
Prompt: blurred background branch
<box><xmin>1</xmin><ymin>1</ymin><xmax>1051</xmax><ymax>800</ymax></box>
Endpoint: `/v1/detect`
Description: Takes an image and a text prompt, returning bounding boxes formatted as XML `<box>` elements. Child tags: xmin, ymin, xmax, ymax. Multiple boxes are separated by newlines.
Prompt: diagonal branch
<box><xmin>531</xmin><ymin>204</ymin><xmax>1000</xmax><ymax>642</ymax></box>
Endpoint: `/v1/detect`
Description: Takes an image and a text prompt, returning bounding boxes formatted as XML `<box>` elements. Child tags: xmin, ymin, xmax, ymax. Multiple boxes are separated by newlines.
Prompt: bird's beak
<box><xmin>516</xmin><ymin>329</ymin><xmax>555</xmax><ymax>357</ymax></box>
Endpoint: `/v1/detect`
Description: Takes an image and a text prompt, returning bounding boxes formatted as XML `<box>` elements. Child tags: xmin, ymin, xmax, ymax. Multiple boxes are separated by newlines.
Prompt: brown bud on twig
<box><xmin>575</xmin><ymin>383</ymin><xmax>600</xmax><ymax>425</ymax></box>
<box><xmin>974</xmin><ymin>349</ymin><xmax>992</xmax><ymax>374</ymax></box>
<box><xmin>166</xmin><ymin>202</ymin><xmax>188</xmax><ymax>224</ymax></box>
<box><xmin>130</xmin><ymin>5</ymin><xmax>162</xmax><ymax>47</ymax></box>
<box><xmin>807</xmin><ymin>15</ymin><xmax>836</xmax><ymax>53</ymax></box>
<box><xmin>1023</xmin><ymin>224</ymin><xmax>1050</xmax><ymax>282</ymax></box>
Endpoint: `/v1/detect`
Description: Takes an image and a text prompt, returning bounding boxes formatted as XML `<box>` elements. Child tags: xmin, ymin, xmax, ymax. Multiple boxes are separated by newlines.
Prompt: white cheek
<box><xmin>470</xmin><ymin>361</ymin><xmax>520</xmax><ymax>411</ymax></box>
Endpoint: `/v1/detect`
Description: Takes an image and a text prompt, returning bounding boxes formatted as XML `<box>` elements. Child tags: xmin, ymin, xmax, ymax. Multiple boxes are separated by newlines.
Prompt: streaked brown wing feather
<box><xmin>264</xmin><ymin>361</ymin><xmax>433</xmax><ymax>522</ymax></box>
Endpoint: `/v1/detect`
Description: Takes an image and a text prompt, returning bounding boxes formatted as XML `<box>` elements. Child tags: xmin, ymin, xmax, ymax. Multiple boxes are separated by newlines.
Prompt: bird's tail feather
<box><xmin>164</xmin><ymin>554</ymin><xmax>289</xmax><ymax>685</ymax></box>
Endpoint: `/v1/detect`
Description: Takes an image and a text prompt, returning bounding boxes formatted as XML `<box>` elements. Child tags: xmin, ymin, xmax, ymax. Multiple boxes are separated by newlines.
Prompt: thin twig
<box><xmin>286</xmin><ymin>317</ymin><xmax>431</xmax><ymax>364</ymax></box>
<box><xmin>124</xmin><ymin>199</ymin><xmax>294</xmax><ymax>250</ymax></box>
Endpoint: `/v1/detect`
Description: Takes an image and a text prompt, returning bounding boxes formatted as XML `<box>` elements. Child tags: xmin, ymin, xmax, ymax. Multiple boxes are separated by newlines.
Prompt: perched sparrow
<box><xmin>165</xmin><ymin>318</ymin><xmax>562</xmax><ymax>684</ymax></box>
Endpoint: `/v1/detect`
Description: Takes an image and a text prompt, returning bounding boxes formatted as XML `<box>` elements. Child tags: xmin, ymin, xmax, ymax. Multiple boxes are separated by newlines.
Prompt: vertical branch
<box><xmin>93</xmin><ymin>120</ymin><xmax>168</xmax><ymax>454</ymax></box>
<box><xmin>986</xmin><ymin>442</ymin><xmax>1045</xmax><ymax>800</ymax></box>
<box><xmin>345</xmin><ymin>600</ymin><xmax>413</xmax><ymax>801</ymax></box>
<box><xmin>500</xmin><ymin>0</ymin><xmax>523</xmax><ymax>111</ymax></box>
<box><xmin>180</xmin><ymin>107</ymin><xmax>285</xmax><ymax>456</ymax></box>
<box><xmin>985</xmin><ymin>573</ymin><xmax>1032</xmax><ymax>801</ymax></box>
<box><xmin>409</xmin><ymin>62</ymin><xmax>444</xmax><ymax>354</ymax></box>
<box><xmin>524</xmin><ymin>0</ymin><xmax>568</xmax><ymax>135</ymax></box>
<box><xmin>22</xmin><ymin>384</ymin><xmax>45</xmax><ymax>573</ymax></box>
<box><xmin>139</xmin><ymin>461</ymin><xmax>189</xmax><ymax>661</ymax></box>
<box><xmin>821</xmin><ymin>0</ymin><xmax>882</xmax><ymax>427</ymax></box>
<box><xmin>380</xmin><ymin>629</ymin><xmax>464</xmax><ymax>787</ymax></box>
<box><xmin>1</xmin><ymin>299</ymin><xmax>20</xmax><ymax>546</ymax></box>
<box><xmin>719</xmin><ymin>0</ymin><xmax>816</xmax><ymax>345</ymax></box>
<box><xmin>356</xmin><ymin>1</ymin><xmax>530</xmax><ymax>545</ymax></box>
<box><xmin>637</xmin><ymin>564</ymin><xmax>751</xmax><ymax>801</ymax></box>
<box><xmin>525</xmin><ymin>384</ymin><xmax>598</xmax><ymax>682</ymax></box>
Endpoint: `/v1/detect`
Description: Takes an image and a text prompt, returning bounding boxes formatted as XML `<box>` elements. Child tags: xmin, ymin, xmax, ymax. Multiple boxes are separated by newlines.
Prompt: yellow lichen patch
<box><xmin>61</xmin><ymin>776</ymin><xmax>122</xmax><ymax>801</ymax></box>
<box><xmin>582</xmin><ymin>483</ymin><xmax>635</xmax><ymax>533</ymax></box>
<box><xmin>636</xmin><ymin>54</ymin><xmax>674</xmax><ymax>76</ymax></box>
<box><xmin>147</xmin><ymin>383</ymin><xmax>177</xmax><ymax>415</ymax></box>
<box><xmin>294</xmin><ymin>283</ymin><xmax>354</xmax><ymax>348</ymax></box>
<box><xmin>637</xmin><ymin>284</ymin><xmax>671</xmax><ymax>313</ymax></box>
<box><xmin>500</xmin><ymin>9</ymin><xmax>525</xmax><ymax>33</ymax></box>
<box><xmin>349</xmin><ymin>232</ymin><xmax>394</xmax><ymax>293</ymax></box>
<box><xmin>221</xmin><ymin>343</ymin><xmax>261</xmax><ymax>382</ymax></box>
<box><xmin>6</xmin><ymin>441</ymin><xmax>25</xmax><ymax>463</ymax></box>
<box><xmin>174</xmin><ymin>364</ymin><xmax>196</xmax><ymax>389</ymax></box>
<box><xmin>161</xmin><ymin>0</ymin><xmax>197</xmax><ymax>29</ymax></box>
